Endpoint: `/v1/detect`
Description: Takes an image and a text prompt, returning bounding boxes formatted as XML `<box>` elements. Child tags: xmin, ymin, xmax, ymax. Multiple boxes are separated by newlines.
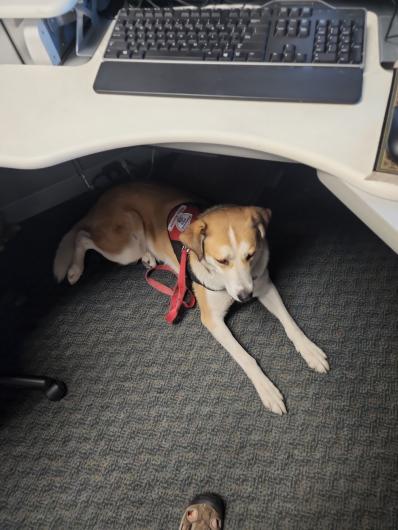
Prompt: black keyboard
<box><xmin>94</xmin><ymin>1</ymin><xmax>366</xmax><ymax>103</ymax></box>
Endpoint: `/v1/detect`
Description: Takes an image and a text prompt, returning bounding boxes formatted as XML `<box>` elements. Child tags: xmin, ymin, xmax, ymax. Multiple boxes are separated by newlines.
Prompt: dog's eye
<box><xmin>246</xmin><ymin>252</ymin><xmax>255</xmax><ymax>261</ymax></box>
<box><xmin>216</xmin><ymin>258</ymin><xmax>229</xmax><ymax>266</ymax></box>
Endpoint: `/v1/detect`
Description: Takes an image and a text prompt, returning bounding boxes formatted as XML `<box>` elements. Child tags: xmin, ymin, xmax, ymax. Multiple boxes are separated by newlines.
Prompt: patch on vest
<box><xmin>168</xmin><ymin>204</ymin><xmax>199</xmax><ymax>241</ymax></box>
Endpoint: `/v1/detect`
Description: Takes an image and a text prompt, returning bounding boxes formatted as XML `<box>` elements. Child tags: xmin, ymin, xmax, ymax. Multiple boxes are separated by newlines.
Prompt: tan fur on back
<box><xmin>81</xmin><ymin>182</ymin><xmax>192</xmax><ymax>264</ymax></box>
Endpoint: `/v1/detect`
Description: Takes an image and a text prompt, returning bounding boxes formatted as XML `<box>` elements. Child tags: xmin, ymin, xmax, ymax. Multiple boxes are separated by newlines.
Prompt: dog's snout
<box><xmin>237</xmin><ymin>290</ymin><xmax>253</xmax><ymax>303</ymax></box>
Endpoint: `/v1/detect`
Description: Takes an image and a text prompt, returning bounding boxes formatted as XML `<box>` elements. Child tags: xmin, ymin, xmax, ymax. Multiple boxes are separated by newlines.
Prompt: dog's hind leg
<box><xmin>255</xmin><ymin>275</ymin><xmax>329</xmax><ymax>373</ymax></box>
<box><xmin>67</xmin><ymin>230</ymin><xmax>147</xmax><ymax>285</ymax></box>
<box><xmin>66</xmin><ymin>209</ymin><xmax>149</xmax><ymax>285</ymax></box>
<box><xmin>195</xmin><ymin>284</ymin><xmax>287</xmax><ymax>415</ymax></box>
<box><xmin>141</xmin><ymin>251</ymin><xmax>157</xmax><ymax>268</ymax></box>
<box><xmin>67</xmin><ymin>230</ymin><xmax>93</xmax><ymax>285</ymax></box>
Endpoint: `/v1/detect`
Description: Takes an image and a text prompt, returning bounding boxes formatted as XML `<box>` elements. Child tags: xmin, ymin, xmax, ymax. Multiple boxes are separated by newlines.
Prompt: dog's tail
<box><xmin>53</xmin><ymin>222</ymin><xmax>83</xmax><ymax>283</ymax></box>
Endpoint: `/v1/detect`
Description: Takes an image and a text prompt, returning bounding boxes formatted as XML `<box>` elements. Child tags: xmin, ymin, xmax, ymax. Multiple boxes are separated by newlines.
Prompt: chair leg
<box><xmin>0</xmin><ymin>375</ymin><xmax>67</xmax><ymax>401</ymax></box>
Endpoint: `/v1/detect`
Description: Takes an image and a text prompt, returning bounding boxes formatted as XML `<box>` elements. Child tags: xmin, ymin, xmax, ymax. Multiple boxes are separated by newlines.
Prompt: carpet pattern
<box><xmin>0</xmin><ymin>170</ymin><xmax>397</xmax><ymax>529</ymax></box>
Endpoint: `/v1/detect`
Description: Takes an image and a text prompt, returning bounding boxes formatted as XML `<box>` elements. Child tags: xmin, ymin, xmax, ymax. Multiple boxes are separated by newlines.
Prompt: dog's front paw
<box><xmin>141</xmin><ymin>251</ymin><xmax>157</xmax><ymax>269</ymax></box>
<box><xmin>254</xmin><ymin>375</ymin><xmax>287</xmax><ymax>415</ymax></box>
<box><xmin>67</xmin><ymin>264</ymin><xmax>83</xmax><ymax>285</ymax></box>
<box><xmin>297</xmin><ymin>338</ymin><xmax>329</xmax><ymax>373</ymax></box>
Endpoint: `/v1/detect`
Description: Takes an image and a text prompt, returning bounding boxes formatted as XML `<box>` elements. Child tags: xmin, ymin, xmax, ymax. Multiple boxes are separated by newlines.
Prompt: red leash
<box><xmin>145</xmin><ymin>247</ymin><xmax>196</xmax><ymax>324</ymax></box>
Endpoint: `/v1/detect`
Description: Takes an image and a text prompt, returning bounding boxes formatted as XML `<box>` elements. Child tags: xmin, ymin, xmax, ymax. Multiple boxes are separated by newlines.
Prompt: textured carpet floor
<box><xmin>0</xmin><ymin>168</ymin><xmax>397</xmax><ymax>530</ymax></box>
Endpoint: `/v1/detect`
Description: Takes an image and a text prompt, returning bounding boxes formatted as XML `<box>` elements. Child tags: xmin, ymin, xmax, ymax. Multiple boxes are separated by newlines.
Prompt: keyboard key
<box><xmin>290</xmin><ymin>7</ymin><xmax>301</xmax><ymax>17</ymax></box>
<box><xmin>233</xmin><ymin>50</ymin><xmax>247</xmax><ymax>60</ymax></box>
<box><xmin>240</xmin><ymin>9</ymin><xmax>251</xmax><ymax>21</ymax></box>
<box><xmin>284</xmin><ymin>43</ymin><xmax>295</xmax><ymax>52</ymax></box>
<box><xmin>351</xmin><ymin>45</ymin><xmax>362</xmax><ymax>63</ymax></box>
<box><xmin>302</xmin><ymin>7</ymin><xmax>312</xmax><ymax>16</ymax></box>
<box><xmin>105</xmin><ymin>48</ymin><xmax>119</xmax><ymax>58</ymax></box>
<box><xmin>270</xmin><ymin>52</ymin><xmax>281</xmax><ymax>62</ymax></box>
<box><xmin>353</xmin><ymin>27</ymin><xmax>364</xmax><ymax>44</ymax></box>
<box><xmin>299</xmin><ymin>26</ymin><xmax>309</xmax><ymax>37</ymax></box>
<box><xmin>220</xmin><ymin>51</ymin><xmax>233</xmax><ymax>61</ymax></box>
<box><xmin>145</xmin><ymin>50</ymin><xmax>204</xmax><ymax>60</ymax></box>
<box><xmin>283</xmin><ymin>53</ymin><xmax>294</xmax><ymax>62</ymax></box>
<box><xmin>338</xmin><ymin>53</ymin><xmax>349</xmax><ymax>63</ymax></box>
<box><xmin>295</xmin><ymin>52</ymin><xmax>307</xmax><ymax>62</ymax></box>
<box><xmin>109</xmin><ymin>39</ymin><xmax>127</xmax><ymax>49</ymax></box>
<box><xmin>204</xmin><ymin>50</ymin><xmax>219</xmax><ymax>60</ymax></box>
<box><xmin>131</xmin><ymin>50</ymin><xmax>145</xmax><ymax>59</ymax></box>
<box><xmin>313</xmin><ymin>52</ymin><xmax>337</xmax><ymax>63</ymax></box>
<box><xmin>247</xmin><ymin>51</ymin><xmax>264</xmax><ymax>61</ymax></box>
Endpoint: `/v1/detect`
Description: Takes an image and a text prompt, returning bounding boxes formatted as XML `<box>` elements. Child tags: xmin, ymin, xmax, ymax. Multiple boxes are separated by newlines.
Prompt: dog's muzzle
<box><xmin>237</xmin><ymin>290</ymin><xmax>253</xmax><ymax>303</ymax></box>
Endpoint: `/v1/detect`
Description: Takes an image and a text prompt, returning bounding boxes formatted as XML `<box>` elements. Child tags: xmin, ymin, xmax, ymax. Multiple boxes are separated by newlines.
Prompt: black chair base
<box><xmin>0</xmin><ymin>375</ymin><xmax>67</xmax><ymax>401</ymax></box>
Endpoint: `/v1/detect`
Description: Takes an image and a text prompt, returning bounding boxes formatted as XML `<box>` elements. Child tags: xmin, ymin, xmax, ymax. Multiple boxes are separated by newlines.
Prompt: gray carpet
<box><xmin>0</xmin><ymin>168</ymin><xmax>397</xmax><ymax>530</ymax></box>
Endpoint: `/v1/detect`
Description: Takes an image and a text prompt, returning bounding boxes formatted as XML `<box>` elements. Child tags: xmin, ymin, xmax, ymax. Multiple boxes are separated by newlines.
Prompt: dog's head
<box><xmin>180</xmin><ymin>206</ymin><xmax>271</xmax><ymax>302</ymax></box>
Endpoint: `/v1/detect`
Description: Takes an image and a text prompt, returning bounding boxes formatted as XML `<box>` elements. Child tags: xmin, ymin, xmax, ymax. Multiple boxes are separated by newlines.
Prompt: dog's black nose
<box><xmin>237</xmin><ymin>291</ymin><xmax>253</xmax><ymax>303</ymax></box>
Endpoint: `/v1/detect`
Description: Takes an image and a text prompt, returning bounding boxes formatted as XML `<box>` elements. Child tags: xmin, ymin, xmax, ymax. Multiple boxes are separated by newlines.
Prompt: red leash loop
<box><xmin>145</xmin><ymin>247</ymin><xmax>196</xmax><ymax>324</ymax></box>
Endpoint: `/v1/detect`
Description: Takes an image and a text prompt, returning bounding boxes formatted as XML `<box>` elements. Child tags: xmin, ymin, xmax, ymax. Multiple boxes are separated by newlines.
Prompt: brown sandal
<box><xmin>179</xmin><ymin>493</ymin><xmax>225</xmax><ymax>530</ymax></box>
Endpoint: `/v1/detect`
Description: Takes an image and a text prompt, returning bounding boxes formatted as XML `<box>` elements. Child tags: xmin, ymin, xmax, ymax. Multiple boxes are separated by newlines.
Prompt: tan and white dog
<box><xmin>54</xmin><ymin>182</ymin><xmax>329</xmax><ymax>414</ymax></box>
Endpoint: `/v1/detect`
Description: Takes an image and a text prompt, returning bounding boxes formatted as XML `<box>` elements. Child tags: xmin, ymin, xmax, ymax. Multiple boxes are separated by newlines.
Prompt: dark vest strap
<box><xmin>168</xmin><ymin>203</ymin><xmax>225</xmax><ymax>293</ymax></box>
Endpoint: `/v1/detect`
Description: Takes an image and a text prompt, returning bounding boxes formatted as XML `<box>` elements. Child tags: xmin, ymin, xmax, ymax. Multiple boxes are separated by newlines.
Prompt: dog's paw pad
<box><xmin>67</xmin><ymin>265</ymin><xmax>82</xmax><ymax>285</ymax></box>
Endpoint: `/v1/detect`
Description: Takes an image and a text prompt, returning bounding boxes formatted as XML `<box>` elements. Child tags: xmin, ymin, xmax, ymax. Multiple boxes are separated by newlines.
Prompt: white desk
<box><xmin>0</xmin><ymin>0</ymin><xmax>77</xmax><ymax>19</ymax></box>
<box><xmin>0</xmin><ymin>11</ymin><xmax>397</xmax><ymax>251</ymax></box>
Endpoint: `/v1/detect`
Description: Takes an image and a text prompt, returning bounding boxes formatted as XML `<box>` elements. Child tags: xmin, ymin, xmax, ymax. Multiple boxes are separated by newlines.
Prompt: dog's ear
<box><xmin>251</xmin><ymin>207</ymin><xmax>272</xmax><ymax>239</ymax></box>
<box><xmin>180</xmin><ymin>219</ymin><xmax>207</xmax><ymax>260</ymax></box>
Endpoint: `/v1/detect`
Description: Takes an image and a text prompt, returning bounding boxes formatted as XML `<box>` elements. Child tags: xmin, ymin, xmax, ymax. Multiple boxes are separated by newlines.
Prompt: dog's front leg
<box><xmin>255</xmin><ymin>275</ymin><xmax>329</xmax><ymax>373</ymax></box>
<box><xmin>195</xmin><ymin>285</ymin><xmax>287</xmax><ymax>415</ymax></box>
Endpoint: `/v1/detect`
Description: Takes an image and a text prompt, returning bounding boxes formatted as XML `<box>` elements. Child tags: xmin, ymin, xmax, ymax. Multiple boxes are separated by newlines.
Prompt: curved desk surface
<box><xmin>0</xmin><ymin>11</ymin><xmax>397</xmax><ymax>250</ymax></box>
